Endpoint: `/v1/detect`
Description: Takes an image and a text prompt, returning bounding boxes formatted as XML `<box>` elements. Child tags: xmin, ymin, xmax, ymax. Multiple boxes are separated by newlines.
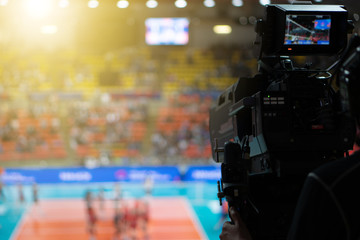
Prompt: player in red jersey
<box><xmin>113</xmin><ymin>206</ymin><xmax>123</xmax><ymax>240</ymax></box>
<box><xmin>126</xmin><ymin>201</ymin><xmax>141</xmax><ymax>240</ymax></box>
<box><xmin>85</xmin><ymin>191</ymin><xmax>97</xmax><ymax>240</ymax></box>
<box><xmin>138</xmin><ymin>199</ymin><xmax>150</xmax><ymax>239</ymax></box>
<box><xmin>122</xmin><ymin>202</ymin><xmax>133</xmax><ymax>239</ymax></box>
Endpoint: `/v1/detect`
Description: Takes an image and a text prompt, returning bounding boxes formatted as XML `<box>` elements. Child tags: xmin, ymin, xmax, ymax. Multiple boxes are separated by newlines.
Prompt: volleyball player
<box><xmin>138</xmin><ymin>199</ymin><xmax>150</xmax><ymax>239</ymax></box>
<box><xmin>97</xmin><ymin>187</ymin><xmax>105</xmax><ymax>218</ymax></box>
<box><xmin>32</xmin><ymin>182</ymin><xmax>38</xmax><ymax>205</ymax></box>
<box><xmin>17</xmin><ymin>183</ymin><xmax>25</xmax><ymax>204</ymax></box>
<box><xmin>113</xmin><ymin>206</ymin><xmax>123</xmax><ymax>240</ymax></box>
<box><xmin>144</xmin><ymin>174</ymin><xmax>153</xmax><ymax>198</ymax></box>
<box><xmin>85</xmin><ymin>191</ymin><xmax>97</xmax><ymax>240</ymax></box>
<box><xmin>0</xmin><ymin>180</ymin><xmax>5</xmax><ymax>202</ymax></box>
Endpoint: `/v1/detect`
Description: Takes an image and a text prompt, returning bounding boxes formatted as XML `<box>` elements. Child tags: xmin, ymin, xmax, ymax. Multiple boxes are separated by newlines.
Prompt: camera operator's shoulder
<box><xmin>311</xmin><ymin>151</ymin><xmax>360</xmax><ymax>187</ymax></box>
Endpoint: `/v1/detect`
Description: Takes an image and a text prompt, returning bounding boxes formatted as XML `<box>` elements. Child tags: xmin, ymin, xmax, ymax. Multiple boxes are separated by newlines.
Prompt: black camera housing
<box><xmin>210</xmin><ymin>3</ymin><xmax>358</xmax><ymax>239</ymax></box>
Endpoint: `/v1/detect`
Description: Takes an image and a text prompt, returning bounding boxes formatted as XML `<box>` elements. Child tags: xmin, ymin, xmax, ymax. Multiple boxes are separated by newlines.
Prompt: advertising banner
<box><xmin>1</xmin><ymin>166</ymin><xmax>181</xmax><ymax>184</ymax></box>
<box><xmin>183</xmin><ymin>166</ymin><xmax>221</xmax><ymax>182</ymax></box>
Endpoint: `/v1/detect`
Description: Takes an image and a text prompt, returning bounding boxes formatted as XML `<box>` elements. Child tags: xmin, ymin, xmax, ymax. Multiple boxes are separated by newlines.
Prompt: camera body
<box><xmin>210</xmin><ymin>3</ymin><xmax>358</xmax><ymax>239</ymax></box>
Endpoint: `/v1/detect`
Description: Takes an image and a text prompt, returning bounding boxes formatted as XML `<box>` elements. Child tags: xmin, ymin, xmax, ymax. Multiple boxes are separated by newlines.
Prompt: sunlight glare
<box><xmin>24</xmin><ymin>0</ymin><xmax>54</xmax><ymax>19</ymax></box>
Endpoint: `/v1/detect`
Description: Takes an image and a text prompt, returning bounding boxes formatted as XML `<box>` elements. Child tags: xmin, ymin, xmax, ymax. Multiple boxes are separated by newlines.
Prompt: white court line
<box><xmin>9</xmin><ymin>204</ymin><xmax>31</xmax><ymax>240</ymax></box>
<box><xmin>183</xmin><ymin>197</ymin><xmax>209</xmax><ymax>240</ymax></box>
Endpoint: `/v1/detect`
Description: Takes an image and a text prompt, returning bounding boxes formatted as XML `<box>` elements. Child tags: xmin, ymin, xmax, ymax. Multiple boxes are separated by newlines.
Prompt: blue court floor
<box><xmin>0</xmin><ymin>182</ymin><xmax>226</xmax><ymax>240</ymax></box>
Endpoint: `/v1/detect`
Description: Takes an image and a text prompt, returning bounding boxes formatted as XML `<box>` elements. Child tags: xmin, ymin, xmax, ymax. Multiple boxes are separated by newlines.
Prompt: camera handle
<box><xmin>213</xmin><ymin>138</ymin><xmax>224</xmax><ymax>163</ymax></box>
<box><xmin>217</xmin><ymin>141</ymin><xmax>259</xmax><ymax>225</ymax></box>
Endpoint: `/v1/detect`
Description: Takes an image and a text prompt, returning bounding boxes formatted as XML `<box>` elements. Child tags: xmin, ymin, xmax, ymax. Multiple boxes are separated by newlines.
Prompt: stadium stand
<box><xmin>0</xmin><ymin>46</ymin><xmax>255</xmax><ymax>166</ymax></box>
<box><xmin>0</xmin><ymin>105</ymin><xmax>66</xmax><ymax>161</ymax></box>
<box><xmin>153</xmin><ymin>93</ymin><xmax>212</xmax><ymax>164</ymax></box>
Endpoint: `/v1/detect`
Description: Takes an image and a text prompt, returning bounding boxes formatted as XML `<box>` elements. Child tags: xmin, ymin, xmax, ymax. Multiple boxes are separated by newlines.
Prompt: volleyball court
<box><xmin>11</xmin><ymin>197</ymin><xmax>206</xmax><ymax>240</ymax></box>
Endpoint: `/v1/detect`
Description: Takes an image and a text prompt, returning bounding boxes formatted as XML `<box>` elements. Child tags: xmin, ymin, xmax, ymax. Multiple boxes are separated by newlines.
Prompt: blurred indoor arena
<box><xmin>0</xmin><ymin>0</ymin><xmax>359</xmax><ymax>239</ymax></box>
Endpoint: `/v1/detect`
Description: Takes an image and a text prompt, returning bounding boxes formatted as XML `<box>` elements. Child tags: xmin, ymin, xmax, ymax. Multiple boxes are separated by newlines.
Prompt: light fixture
<box><xmin>232</xmin><ymin>0</ymin><xmax>243</xmax><ymax>7</ymax></box>
<box><xmin>239</xmin><ymin>16</ymin><xmax>248</xmax><ymax>25</ymax></box>
<box><xmin>213</xmin><ymin>25</ymin><xmax>232</xmax><ymax>34</ymax></box>
<box><xmin>0</xmin><ymin>0</ymin><xmax>8</xmax><ymax>6</ymax></box>
<box><xmin>174</xmin><ymin>0</ymin><xmax>187</xmax><ymax>8</ymax></box>
<box><xmin>58</xmin><ymin>0</ymin><xmax>69</xmax><ymax>8</ymax></box>
<box><xmin>117</xmin><ymin>0</ymin><xmax>129</xmax><ymax>8</ymax></box>
<box><xmin>259</xmin><ymin>0</ymin><xmax>270</xmax><ymax>6</ymax></box>
<box><xmin>88</xmin><ymin>0</ymin><xmax>99</xmax><ymax>8</ymax></box>
<box><xmin>24</xmin><ymin>0</ymin><xmax>53</xmax><ymax>19</ymax></box>
<box><xmin>146</xmin><ymin>0</ymin><xmax>158</xmax><ymax>8</ymax></box>
<box><xmin>204</xmin><ymin>0</ymin><xmax>215</xmax><ymax>8</ymax></box>
<box><xmin>248</xmin><ymin>16</ymin><xmax>257</xmax><ymax>25</ymax></box>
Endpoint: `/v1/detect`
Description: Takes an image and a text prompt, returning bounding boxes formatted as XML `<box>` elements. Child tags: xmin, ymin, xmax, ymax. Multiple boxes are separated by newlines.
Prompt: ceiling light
<box><xmin>174</xmin><ymin>0</ymin><xmax>187</xmax><ymax>8</ymax></box>
<box><xmin>248</xmin><ymin>16</ymin><xmax>257</xmax><ymax>25</ymax></box>
<box><xmin>232</xmin><ymin>0</ymin><xmax>243</xmax><ymax>7</ymax></box>
<box><xmin>204</xmin><ymin>0</ymin><xmax>215</xmax><ymax>8</ymax></box>
<box><xmin>213</xmin><ymin>25</ymin><xmax>232</xmax><ymax>34</ymax></box>
<box><xmin>259</xmin><ymin>0</ymin><xmax>270</xmax><ymax>6</ymax></box>
<box><xmin>117</xmin><ymin>0</ymin><xmax>129</xmax><ymax>8</ymax></box>
<box><xmin>58</xmin><ymin>0</ymin><xmax>69</xmax><ymax>8</ymax></box>
<box><xmin>0</xmin><ymin>0</ymin><xmax>8</xmax><ymax>6</ymax></box>
<box><xmin>239</xmin><ymin>16</ymin><xmax>248</xmax><ymax>25</ymax></box>
<box><xmin>24</xmin><ymin>0</ymin><xmax>53</xmax><ymax>19</ymax></box>
<box><xmin>146</xmin><ymin>0</ymin><xmax>158</xmax><ymax>8</ymax></box>
<box><xmin>88</xmin><ymin>0</ymin><xmax>99</xmax><ymax>8</ymax></box>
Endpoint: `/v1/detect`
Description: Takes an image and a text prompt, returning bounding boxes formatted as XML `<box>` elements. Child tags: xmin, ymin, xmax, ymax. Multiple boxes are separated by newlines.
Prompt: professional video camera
<box><xmin>209</xmin><ymin>3</ymin><xmax>358</xmax><ymax>239</ymax></box>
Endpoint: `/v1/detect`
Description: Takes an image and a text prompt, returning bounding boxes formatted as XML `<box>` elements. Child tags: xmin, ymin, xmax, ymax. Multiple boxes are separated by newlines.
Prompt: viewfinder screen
<box><xmin>284</xmin><ymin>15</ymin><xmax>331</xmax><ymax>45</ymax></box>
